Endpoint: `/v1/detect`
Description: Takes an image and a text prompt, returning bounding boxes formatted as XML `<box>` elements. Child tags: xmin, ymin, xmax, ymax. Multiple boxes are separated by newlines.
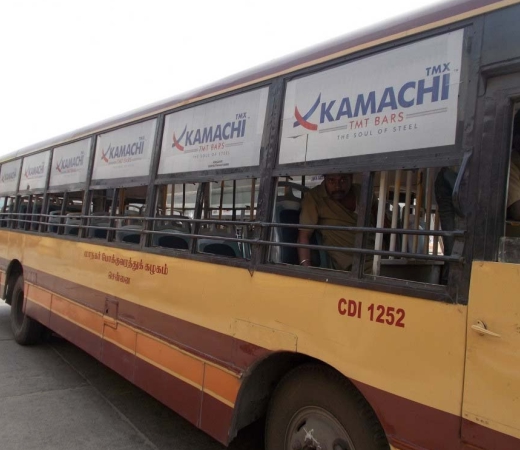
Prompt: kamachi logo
<box><xmin>293</xmin><ymin>72</ymin><xmax>451</xmax><ymax>131</ymax></box>
<box><xmin>172</xmin><ymin>118</ymin><xmax>246</xmax><ymax>151</ymax></box>
<box><xmin>56</xmin><ymin>152</ymin><xmax>85</xmax><ymax>173</ymax></box>
<box><xmin>101</xmin><ymin>138</ymin><xmax>145</xmax><ymax>164</ymax></box>
<box><xmin>1</xmin><ymin>170</ymin><xmax>17</xmax><ymax>183</ymax></box>
<box><xmin>24</xmin><ymin>163</ymin><xmax>45</xmax><ymax>179</ymax></box>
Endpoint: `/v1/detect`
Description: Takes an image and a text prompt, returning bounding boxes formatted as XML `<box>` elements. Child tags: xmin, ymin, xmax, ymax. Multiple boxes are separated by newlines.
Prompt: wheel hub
<box><xmin>286</xmin><ymin>406</ymin><xmax>355</xmax><ymax>450</ymax></box>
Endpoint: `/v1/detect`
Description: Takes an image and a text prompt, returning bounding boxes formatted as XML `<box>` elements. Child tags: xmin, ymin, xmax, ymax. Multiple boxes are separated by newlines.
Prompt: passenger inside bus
<box><xmin>297</xmin><ymin>173</ymin><xmax>374</xmax><ymax>270</ymax></box>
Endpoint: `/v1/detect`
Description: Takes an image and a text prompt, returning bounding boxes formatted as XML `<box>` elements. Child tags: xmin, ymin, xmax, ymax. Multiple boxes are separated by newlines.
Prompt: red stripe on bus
<box><xmin>352</xmin><ymin>378</ymin><xmax>520</xmax><ymax>450</ymax></box>
<box><xmin>101</xmin><ymin>338</ymin><xmax>136</xmax><ymax>384</ymax></box>
<box><xmin>200</xmin><ymin>392</ymin><xmax>234</xmax><ymax>445</ymax></box>
<box><xmin>462</xmin><ymin>418</ymin><xmax>520</xmax><ymax>450</ymax></box>
<box><xmin>19</xmin><ymin>265</ymin><xmax>270</xmax><ymax>372</ymax></box>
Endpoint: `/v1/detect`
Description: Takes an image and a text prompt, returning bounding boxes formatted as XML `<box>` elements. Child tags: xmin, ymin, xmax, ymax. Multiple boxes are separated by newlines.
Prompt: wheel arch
<box><xmin>4</xmin><ymin>259</ymin><xmax>23</xmax><ymax>305</ymax></box>
<box><xmin>229</xmin><ymin>351</ymin><xmax>389</xmax><ymax>446</ymax></box>
<box><xmin>228</xmin><ymin>351</ymin><xmax>314</xmax><ymax>440</ymax></box>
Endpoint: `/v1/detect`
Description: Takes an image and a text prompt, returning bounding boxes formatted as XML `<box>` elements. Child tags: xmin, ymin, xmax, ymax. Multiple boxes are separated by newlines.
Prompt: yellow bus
<box><xmin>1</xmin><ymin>1</ymin><xmax>520</xmax><ymax>449</ymax></box>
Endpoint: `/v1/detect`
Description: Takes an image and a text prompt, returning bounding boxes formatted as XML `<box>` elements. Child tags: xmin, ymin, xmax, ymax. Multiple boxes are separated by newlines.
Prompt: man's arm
<box><xmin>297</xmin><ymin>229</ymin><xmax>313</xmax><ymax>267</ymax></box>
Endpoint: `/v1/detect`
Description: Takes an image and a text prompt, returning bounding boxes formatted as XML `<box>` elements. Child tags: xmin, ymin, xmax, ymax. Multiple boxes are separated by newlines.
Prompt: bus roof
<box><xmin>1</xmin><ymin>0</ymin><xmax>514</xmax><ymax>164</ymax></box>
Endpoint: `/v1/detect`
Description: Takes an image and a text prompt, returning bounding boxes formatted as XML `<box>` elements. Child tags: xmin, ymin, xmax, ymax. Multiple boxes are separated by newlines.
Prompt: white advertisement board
<box><xmin>50</xmin><ymin>138</ymin><xmax>92</xmax><ymax>188</ymax></box>
<box><xmin>158</xmin><ymin>87</ymin><xmax>269</xmax><ymax>174</ymax></box>
<box><xmin>19</xmin><ymin>151</ymin><xmax>51</xmax><ymax>191</ymax></box>
<box><xmin>279</xmin><ymin>30</ymin><xmax>464</xmax><ymax>164</ymax></box>
<box><xmin>0</xmin><ymin>160</ymin><xmax>22</xmax><ymax>195</ymax></box>
<box><xmin>92</xmin><ymin>119</ymin><xmax>157</xmax><ymax>181</ymax></box>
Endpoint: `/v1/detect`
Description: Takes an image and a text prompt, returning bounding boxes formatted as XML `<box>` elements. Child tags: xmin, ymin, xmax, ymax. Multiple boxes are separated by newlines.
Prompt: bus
<box><xmin>1</xmin><ymin>1</ymin><xmax>519</xmax><ymax>449</ymax></box>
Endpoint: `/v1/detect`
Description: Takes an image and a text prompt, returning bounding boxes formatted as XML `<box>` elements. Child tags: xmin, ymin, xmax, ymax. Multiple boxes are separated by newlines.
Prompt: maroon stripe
<box><xmin>49</xmin><ymin>312</ymin><xmax>102</xmax><ymax>360</ymax></box>
<box><xmin>462</xmin><ymin>418</ymin><xmax>520</xmax><ymax>450</ymax></box>
<box><xmin>101</xmin><ymin>338</ymin><xmax>135</xmax><ymax>384</ymax></box>
<box><xmin>200</xmin><ymin>392</ymin><xmax>234</xmax><ymax>445</ymax></box>
<box><xmin>22</xmin><ymin>266</ymin><xmax>269</xmax><ymax>372</ymax></box>
<box><xmin>25</xmin><ymin>299</ymin><xmax>50</xmax><ymax>327</ymax></box>
<box><xmin>134</xmin><ymin>356</ymin><xmax>201</xmax><ymax>426</ymax></box>
<box><xmin>352</xmin><ymin>379</ymin><xmax>463</xmax><ymax>450</ymax></box>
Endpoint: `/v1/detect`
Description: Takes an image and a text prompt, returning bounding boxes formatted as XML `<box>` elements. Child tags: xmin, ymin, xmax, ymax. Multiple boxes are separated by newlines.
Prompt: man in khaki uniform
<box><xmin>297</xmin><ymin>173</ymin><xmax>363</xmax><ymax>271</ymax></box>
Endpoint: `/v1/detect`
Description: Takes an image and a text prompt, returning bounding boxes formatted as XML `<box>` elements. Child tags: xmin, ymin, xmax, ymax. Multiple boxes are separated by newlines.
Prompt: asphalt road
<box><xmin>0</xmin><ymin>303</ymin><xmax>263</xmax><ymax>450</ymax></box>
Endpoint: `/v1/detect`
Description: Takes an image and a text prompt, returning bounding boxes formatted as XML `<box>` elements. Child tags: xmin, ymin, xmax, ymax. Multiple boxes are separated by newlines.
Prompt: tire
<box><xmin>10</xmin><ymin>276</ymin><xmax>43</xmax><ymax>345</ymax></box>
<box><xmin>265</xmin><ymin>364</ymin><xmax>389</xmax><ymax>450</ymax></box>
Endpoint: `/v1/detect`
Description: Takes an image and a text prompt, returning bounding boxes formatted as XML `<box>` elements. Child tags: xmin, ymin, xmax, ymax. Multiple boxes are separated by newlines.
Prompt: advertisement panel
<box><xmin>0</xmin><ymin>160</ymin><xmax>22</xmax><ymax>195</ymax></box>
<box><xmin>50</xmin><ymin>138</ymin><xmax>92</xmax><ymax>188</ymax></box>
<box><xmin>19</xmin><ymin>151</ymin><xmax>51</xmax><ymax>191</ymax></box>
<box><xmin>92</xmin><ymin>119</ymin><xmax>157</xmax><ymax>181</ymax></box>
<box><xmin>279</xmin><ymin>30</ymin><xmax>464</xmax><ymax>164</ymax></box>
<box><xmin>158</xmin><ymin>88</ymin><xmax>269</xmax><ymax>174</ymax></box>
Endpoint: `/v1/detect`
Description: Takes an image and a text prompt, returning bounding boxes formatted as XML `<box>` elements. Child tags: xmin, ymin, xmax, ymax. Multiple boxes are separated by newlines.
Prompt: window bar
<box><xmin>232</xmin><ymin>180</ymin><xmax>237</xmax><ymax>221</ymax></box>
<box><xmin>218</xmin><ymin>180</ymin><xmax>225</xmax><ymax>221</ymax></box>
<box><xmin>250</xmin><ymin>178</ymin><xmax>256</xmax><ymax>221</ymax></box>
<box><xmin>182</xmin><ymin>184</ymin><xmax>186</xmax><ymax>215</ymax></box>
<box><xmin>160</xmin><ymin>185</ymin><xmax>167</xmax><ymax>215</ymax></box>
<box><xmin>389</xmin><ymin>169</ymin><xmax>402</xmax><ymax>258</ymax></box>
<box><xmin>401</xmin><ymin>170</ymin><xmax>413</xmax><ymax>253</ymax></box>
<box><xmin>107</xmin><ymin>189</ymin><xmax>119</xmax><ymax>242</ymax></box>
<box><xmin>373</xmin><ymin>171</ymin><xmax>388</xmax><ymax>276</ymax></box>
<box><xmin>412</xmin><ymin>170</ymin><xmax>424</xmax><ymax>253</ymax></box>
<box><xmin>170</xmin><ymin>184</ymin><xmax>175</xmax><ymax>215</ymax></box>
<box><xmin>423</xmin><ymin>168</ymin><xmax>434</xmax><ymax>255</ymax></box>
<box><xmin>119</xmin><ymin>189</ymin><xmax>125</xmax><ymax>215</ymax></box>
<box><xmin>202</xmin><ymin>183</ymin><xmax>210</xmax><ymax>222</ymax></box>
<box><xmin>433</xmin><ymin>205</ymin><xmax>440</xmax><ymax>255</ymax></box>
<box><xmin>0</xmin><ymin>196</ymin><xmax>7</xmax><ymax>228</ymax></box>
<box><xmin>58</xmin><ymin>192</ymin><xmax>68</xmax><ymax>235</ymax></box>
<box><xmin>26</xmin><ymin>195</ymin><xmax>33</xmax><ymax>231</ymax></box>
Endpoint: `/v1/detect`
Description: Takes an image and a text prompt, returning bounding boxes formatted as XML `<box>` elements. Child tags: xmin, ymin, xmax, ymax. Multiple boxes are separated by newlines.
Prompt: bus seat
<box><xmin>197</xmin><ymin>238</ymin><xmax>240</xmax><ymax>258</ymax></box>
<box><xmin>197</xmin><ymin>226</ymin><xmax>241</xmax><ymax>258</ymax></box>
<box><xmin>116</xmin><ymin>225</ymin><xmax>142</xmax><ymax>244</ymax></box>
<box><xmin>30</xmin><ymin>204</ymin><xmax>42</xmax><ymax>231</ymax></box>
<box><xmin>0</xmin><ymin>203</ymin><xmax>13</xmax><ymax>228</ymax></box>
<box><xmin>153</xmin><ymin>229</ymin><xmax>190</xmax><ymax>250</ymax></box>
<box><xmin>87</xmin><ymin>212</ymin><xmax>110</xmax><ymax>239</ymax></box>
<box><xmin>16</xmin><ymin>203</ymin><xmax>28</xmax><ymax>227</ymax></box>
<box><xmin>65</xmin><ymin>213</ymin><xmax>81</xmax><ymax>235</ymax></box>
<box><xmin>155</xmin><ymin>215</ymin><xmax>191</xmax><ymax>233</ymax></box>
<box><xmin>48</xmin><ymin>210</ymin><xmax>62</xmax><ymax>233</ymax></box>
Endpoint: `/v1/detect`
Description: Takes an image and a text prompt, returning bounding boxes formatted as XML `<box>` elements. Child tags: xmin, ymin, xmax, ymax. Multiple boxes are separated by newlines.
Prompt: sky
<box><xmin>0</xmin><ymin>0</ymin><xmax>444</xmax><ymax>157</ymax></box>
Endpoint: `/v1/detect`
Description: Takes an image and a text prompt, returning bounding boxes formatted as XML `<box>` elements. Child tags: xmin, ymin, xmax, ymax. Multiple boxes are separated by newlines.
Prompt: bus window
<box><xmin>85</xmin><ymin>189</ymin><xmax>114</xmax><ymax>240</ymax></box>
<box><xmin>150</xmin><ymin>183</ymin><xmax>198</xmax><ymax>251</ymax></box>
<box><xmin>85</xmin><ymin>186</ymin><xmax>147</xmax><ymax>243</ymax></box>
<box><xmin>271</xmin><ymin>167</ymin><xmax>461</xmax><ymax>285</ymax></box>
<box><xmin>44</xmin><ymin>191</ymin><xmax>84</xmax><ymax>235</ymax></box>
<box><xmin>500</xmin><ymin>109</ymin><xmax>520</xmax><ymax>262</ymax></box>
<box><xmin>0</xmin><ymin>196</ymin><xmax>9</xmax><ymax>228</ymax></box>
<box><xmin>196</xmin><ymin>178</ymin><xmax>259</xmax><ymax>259</ymax></box>
<box><xmin>369</xmin><ymin>167</ymin><xmax>459</xmax><ymax>284</ymax></box>
<box><xmin>12</xmin><ymin>195</ymin><xmax>30</xmax><ymax>230</ymax></box>
<box><xmin>113</xmin><ymin>185</ymin><xmax>147</xmax><ymax>245</ymax></box>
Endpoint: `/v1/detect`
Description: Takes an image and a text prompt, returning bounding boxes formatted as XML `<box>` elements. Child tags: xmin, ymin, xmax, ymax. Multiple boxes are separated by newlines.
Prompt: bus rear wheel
<box><xmin>265</xmin><ymin>364</ymin><xmax>389</xmax><ymax>450</ymax></box>
<box><xmin>10</xmin><ymin>276</ymin><xmax>42</xmax><ymax>345</ymax></box>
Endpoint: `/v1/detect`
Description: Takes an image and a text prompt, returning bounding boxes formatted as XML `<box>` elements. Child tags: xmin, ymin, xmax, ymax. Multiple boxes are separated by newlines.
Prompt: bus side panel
<box><xmin>8</xmin><ymin>232</ymin><xmax>246</xmax><ymax>445</ymax></box>
<box><xmin>20</xmin><ymin>280</ymin><xmax>241</xmax><ymax>444</ymax></box>
<box><xmin>13</xmin><ymin>232</ymin><xmax>469</xmax><ymax>448</ymax></box>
